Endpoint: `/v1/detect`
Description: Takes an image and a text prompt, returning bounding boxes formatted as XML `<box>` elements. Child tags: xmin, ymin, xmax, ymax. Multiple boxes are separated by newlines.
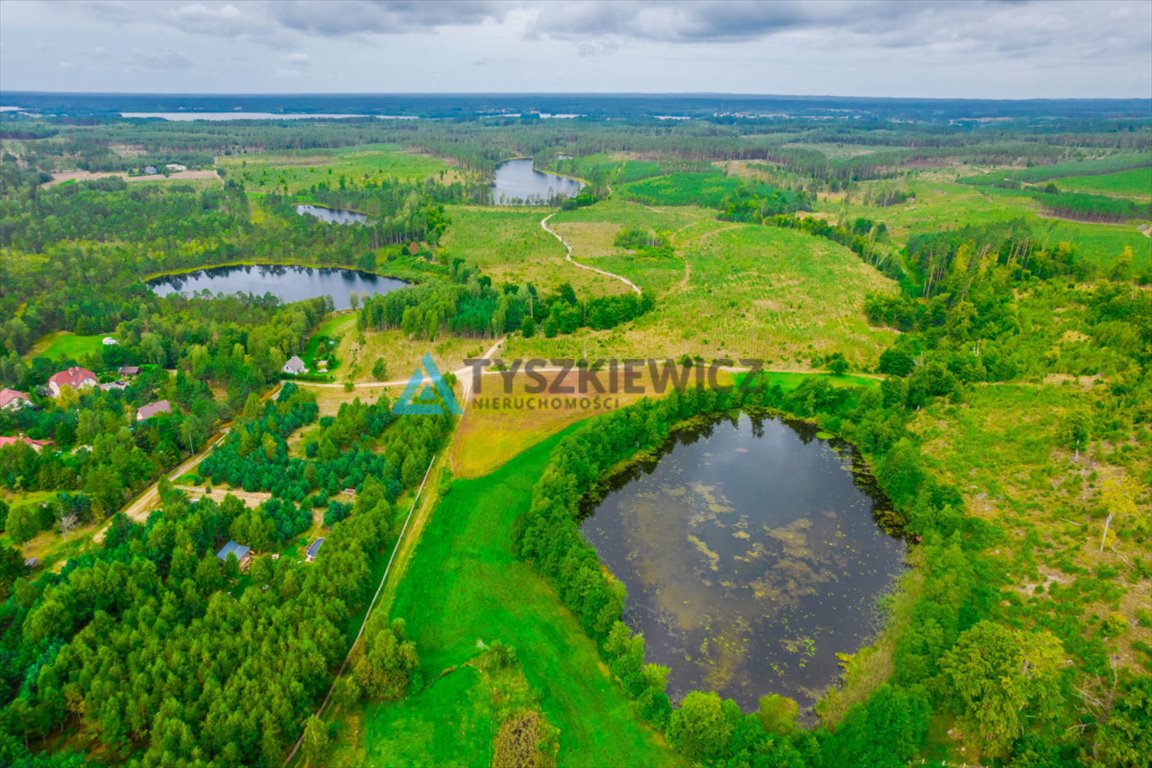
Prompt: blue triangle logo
<box><xmin>393</xmin><ymin>353</ymin><xmax>462</xmax><ymax>416</ymax></box>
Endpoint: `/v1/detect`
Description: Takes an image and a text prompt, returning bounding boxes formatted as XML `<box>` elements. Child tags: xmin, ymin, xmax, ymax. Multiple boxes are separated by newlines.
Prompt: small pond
<box><xmin>492</xmin><ymin>158</ymin><xmax>584</xmax><ymax>205</ymax></box>
<box><xmin>580</xmin><ymin>414</ymin><xmax>906</xmax><ymax>711</ymax></box>
<box><xmin>149</xmin><ymin>265</ymin><xmax>407</xmax><ymax>311</ymax></box>
<box><xmin>295</xmin><ymin>204</ymin><xmax>370</xmax><ymax>225</ymax></box>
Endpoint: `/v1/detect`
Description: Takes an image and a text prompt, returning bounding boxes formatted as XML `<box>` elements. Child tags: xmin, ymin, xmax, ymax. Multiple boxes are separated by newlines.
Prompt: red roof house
<box><xmin>48</xmin><ymin>367</ymin><xmax>97</xmax><ymax>397</ymax></box>
<box><xmin>0</xmin><ymin>389</ymin><xmax>31</xmax><ymax>410</ymax></box>
<box><xmin>0</xmin><ymin>435</ymin><xmax>52</xmax><ymax>453</ymax></box>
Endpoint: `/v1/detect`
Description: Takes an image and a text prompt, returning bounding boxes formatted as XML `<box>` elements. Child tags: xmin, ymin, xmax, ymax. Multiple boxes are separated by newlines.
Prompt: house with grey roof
<box><xmin>216</xmin><ymin>540</ymin><xmax>252</xmax><ymax>570</ymax></box>
<box><xmin>282</xmin><ymin>356</ymin><xmax>308</xmax><ymax>375</ymax></box>
<box><xmin>136</xmin><ymin>399</ymin><xmax>172</xmax><ymax>421</ymax></box>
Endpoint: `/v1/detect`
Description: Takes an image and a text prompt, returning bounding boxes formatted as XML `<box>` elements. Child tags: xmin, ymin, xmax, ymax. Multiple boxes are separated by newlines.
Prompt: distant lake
<box><xmin>122</xmin><ymin>112</ymin><xmax>371</xmax><ymax>121</ymax></box>
<box><xmin>296</xmin><ymin>204</ymin><xmax>370</xmax><ymax>225</ymax></box>
<box><xmin>492</xmin><ymin>159</ymin><xmax>583</xmax><ymax>205</ymax></box>
<box><xmin>581</xmin><ymin>414</ymin><xmax>906</xmax><ymax>711</ymax></box>
<box><xmin>149</xmin><ymin>265</ymin><xmax>407</xmax><ymax>311</ymax></box>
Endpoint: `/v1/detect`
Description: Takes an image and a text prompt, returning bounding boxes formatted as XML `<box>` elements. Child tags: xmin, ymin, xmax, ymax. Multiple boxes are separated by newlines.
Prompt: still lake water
<box><xmin>492</xmin><ymin>159</ymin><xmax>584</xmax><ymax>205</ymax></box>
<box><xmin>581</xmin><ymin>414</ymin><xmax>906</xmax><ymax>710</ymax></box>
<box><xmin>295</xmin><ymin>204</ymin><xmax>370</xmax><ymax>225</ymax></box>
<box><xmin>149</xmin><ymin>265</ymin><xmax>407</xmax><ymax>311</ymax></box>
<box><xmin>121</xmin><ymin>112</ymin><xmax>372</xmax><ymax>121</ymax></box>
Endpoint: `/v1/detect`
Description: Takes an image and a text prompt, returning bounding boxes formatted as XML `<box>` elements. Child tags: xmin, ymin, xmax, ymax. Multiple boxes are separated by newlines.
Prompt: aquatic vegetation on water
<box><xmin>581</xmin><ymin>414</ymin><xmax>906</xmax><ymax>709</ymax></box>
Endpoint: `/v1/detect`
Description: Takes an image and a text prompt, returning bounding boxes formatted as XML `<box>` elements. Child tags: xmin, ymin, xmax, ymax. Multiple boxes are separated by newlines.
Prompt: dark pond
<box><xmin>149</xmin><ymin>265</ymin><xmax>407</xmax><ymax>311</ymax></box>
<box><xmin>295</xmin><ymin>204</ymin><xmax>370</xmax><ymax>225</ymax></box>
<box><xmin>580</xmin><ymin>414</ymin><xmax>906</xmax><ymax>711</ymax></box>
<box><xmin>492</xmin><ymin>158</ymin><xmax>584</xmax><ymax>205</ymax></box>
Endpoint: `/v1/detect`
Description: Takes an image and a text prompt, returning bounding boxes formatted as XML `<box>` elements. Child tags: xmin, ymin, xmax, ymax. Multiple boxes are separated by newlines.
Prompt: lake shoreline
<box><xmin>140</xmin><ymin>260</ymin><xmax>416</xmax><ymax>285</ymax></box>
<box><xmin>146</xmin><ymin>263</ymin><xmax>411</xmax><ymax>311</ymax></box>
<box><xmin>579</xmin><ymin>408</ymin><xmax>909</xmax><ymax>711</ymax></box>
<box><xmin>492</xmin><ymin>157</ymin><xmax>584</xmax><ymax>205</ymax></box>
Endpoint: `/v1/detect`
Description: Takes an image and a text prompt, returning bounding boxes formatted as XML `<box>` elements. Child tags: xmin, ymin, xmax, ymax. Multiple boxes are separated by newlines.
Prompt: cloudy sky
<box><xmin>1</xmin><ymin>0</ymin><xmax>1150</xmax><ymax>98</ymax></box>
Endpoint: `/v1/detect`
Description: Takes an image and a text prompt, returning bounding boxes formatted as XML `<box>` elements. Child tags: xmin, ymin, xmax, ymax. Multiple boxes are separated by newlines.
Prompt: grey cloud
<box><xmin>57</xmin><ymin>0</ymin><xmax>1152</xmax><ymax>60</ymax></box>
<box><xmin>128</xmin><ymin>47</ymin><xmax>194</xmax><ymax>70</ymax></box>
<box><xmin>526</xmin><ymin>1</ymin><xmax>899</xmax><ymax>44</ymax></box>
<box><xmin>526</xmin><ymin>0</ymin><xmax>1151</xmax><ymax>59</ymax></box>
<box><xmin>71</xmin><ymin>0</ymin><xmax>515</xmax><ymax>47</ymax></box>
<box><xmin>268</xmin><ymin>0</ymin><xmax>514</xmax><ymax>37</ymax></box>
<box><xmin>170</xmin><ymin>3</ymin><xmax>252</xmax><ymax>37</ymax></box>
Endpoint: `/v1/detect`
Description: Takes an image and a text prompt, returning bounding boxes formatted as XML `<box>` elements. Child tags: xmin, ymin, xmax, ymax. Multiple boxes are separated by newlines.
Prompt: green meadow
<box><xmin>1053</xmin><ymin>167</ymin><xmax>1152</xmax><ymax>199</ymax></box>
<box><xmin>345</xmin><ymin>430</ymin><xmax>679</xmax><ymax>767</ymax></box>
<box><xmin>620</xmin><ymin>171</ymin><xmax>748</xmax><ymax>207</ymax></box>
<box><xmin>507</xmin><ymin>216</ymin><xmax>898</xmax><ymax>369</ymax></box>
<box><xmin>24</xmin><ymin>331</ymin><xmax>108</xmax><ymax>363</ymax></box>
<box><xmin>218</xmin><ymin>143</ymin><xmax>466</xmax><ymax>194</ymax></box>
<box><xmin>823</xmin><ymin>177</ymin><xmax>1150</xmax><ymax>268</ymax></box>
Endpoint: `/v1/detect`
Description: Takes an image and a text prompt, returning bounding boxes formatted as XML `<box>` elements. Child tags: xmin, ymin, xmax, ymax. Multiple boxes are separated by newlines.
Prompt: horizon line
<box><xmin>2</xmin><ymin>89</ymin><xmax>1151</xmax><ymax>104</ymax></box>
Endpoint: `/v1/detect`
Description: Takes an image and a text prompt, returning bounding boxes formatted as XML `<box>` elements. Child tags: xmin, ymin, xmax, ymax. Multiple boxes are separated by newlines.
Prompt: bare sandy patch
<box><xmin>44</xmin><ymin>170</ymin><xmax>220</xmax><ymax>187</ymax></box>
<box><xmin>175</xmin><ymin>485</ymin><xmax>271</xmax><ymax>508</ymax></box>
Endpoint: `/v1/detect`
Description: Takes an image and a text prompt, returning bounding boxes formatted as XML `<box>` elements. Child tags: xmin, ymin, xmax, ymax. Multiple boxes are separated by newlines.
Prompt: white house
<box><xmin>48</xmin><ymin>367</ymin><xmax>97</xmax><ymax>398</ymax></box>
<box><xmin>282</xmin><ymin>356</ymin><xmax>308</xmax><ymax>375</ymax></box>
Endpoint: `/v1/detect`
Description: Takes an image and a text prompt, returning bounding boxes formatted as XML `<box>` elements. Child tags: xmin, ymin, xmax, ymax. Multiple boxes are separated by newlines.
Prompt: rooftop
<box><xmin>137</xmin><ymin>399</ymin><xmax>173</xmax><ymax>420</ymax></box>
<box><xmin>49</xmin><ymin>367</ymin><xmax>97</xmax><ymax>390</ymax></box>
<box><xmin>216</xmin><ymin>540</ymin><xmax>252</xmax><ymax>562</ymax></box>
<box><xmin>0</xmin><ymin>389</ymin><xmax>30</xmax><ymax>408</ymax></box>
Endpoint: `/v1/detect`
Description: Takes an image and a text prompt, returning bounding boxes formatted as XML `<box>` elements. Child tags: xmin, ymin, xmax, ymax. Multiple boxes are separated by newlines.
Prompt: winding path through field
<box><xmin>541</xmin><ymin>211</ymin><xmax>643</xmax><ymax>295</ymax></box>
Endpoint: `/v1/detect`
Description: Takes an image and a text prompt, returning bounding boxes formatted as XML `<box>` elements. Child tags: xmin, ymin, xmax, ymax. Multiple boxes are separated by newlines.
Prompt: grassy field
<box><xmin>619</xmin><ymin>171</ymin><xmax>748</xmax><ymax>207</ymax></box>
<box><xmin>507</xmin><ymin>217</ymin><xmax>899</xmax><ymax>369</ymax></box>
<box><xmin>821</xmin><ymin>176</ymin><xmax>1151</xmax><ymax>268</ymax></box>
<box><xmin>1052</xmin><ymin>167</ymin><xmax>1152</xmax><ymax>200</ymax></box>
<box><xmin>296</xmin><ymin>382</ymin><xmax>404</xmax><ymax>417</ymax></box>
<box><xmin>1</xmin><ymin>491</ymin><xmax>100</xmax><ymax>573</ymax></box>
<box><xmin>350</xmin><ymin>430</ymin><xmax>679</xmax><ymax>767</ymax></box>
<box><xmin>24</xmin><ymin>331</ymin><xmax>109</xmax><ymax>362</ymax></box>
<box><xmin>318</xmin><ymin>314</ymin><xmax>484</xmax><ymax>385</ymax></box>
<box><xmin>217</xmin><ymin>144</ymin><xmax>467</xmax><ymax>195</ymax></box>
<box><xmin>547</xmin><ymin>153</ymin><xmax>668</xmax><ymax>185</ymax></box>
<box><xmin>912</xmin><ymin>382</ymin><xmax>1151</xmax><ymax>670</ymax></box>
<box><xmin>438</xmin><ymin>205</ymin><xmax>629</xmax><ymax>295</ymax></box>
<box><xmin>334</xmin><ymin>665</ymin><xmax>497</xmax><ymax>767</ymax></box>
<box><xmin>453</xmin><ymin>366</ymin><xmax>682</xmax><ymax>478</ymax></box>
<box><xmin>552</xmin><ymin>196</ymin><xmax>713</xmax><ymax>244</ymax></box>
